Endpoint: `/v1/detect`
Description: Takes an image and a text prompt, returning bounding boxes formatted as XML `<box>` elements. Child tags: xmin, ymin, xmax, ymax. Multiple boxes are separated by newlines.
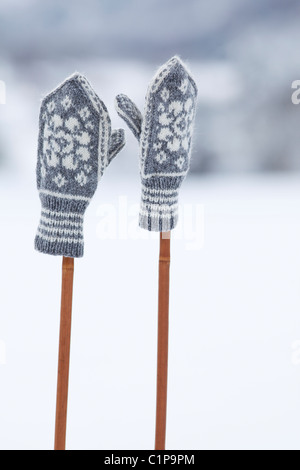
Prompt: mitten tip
<box><xmin>114</xmin><ymin>94</ymin><xmax>129</xmax><ymax>111</ymax></box>
<box><xmin>168</xmin><ymin>55</ymin><xmax>183</xmax><ymax>66</ymax></box>
<box><xmin>164</xmin><ymin>56</ymin><xmax>198</xmax><ymax>95</ymax></box>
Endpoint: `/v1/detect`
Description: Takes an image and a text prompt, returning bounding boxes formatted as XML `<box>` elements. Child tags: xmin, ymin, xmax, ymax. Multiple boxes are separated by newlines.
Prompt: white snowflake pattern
<box><xmin>43</xmin><ymin>126</ymin><xmax>60</xmax><ymax>167</ymax></box>
<box><xmin>153</xmin><ymin>142</ymin><xmax>162</xmax><ymax>151</ymax></box>
<box><xmin>75</xmin><ymin>171</ymin><xmax>88</xmax><ymax>186</ymax></box>
<box><xmin>179</xmin><ymin>79</ymin><xmax>189</xmax><ymax>94</ymax></box>
<box><xmin>62</xmin><ymin>96</ymin><xmax>72</xmax><ymax>110</ymax></box>
<box><xmin>79</xmin><ymin>107</ymin><xmax>91</xmax><ymax>121</ymax></box>
<box><xmin>65</xmin><ymin>116</ymin><xmax>80</xmax><ymax>133</ymax></box>
<box><xmin>161</xmin><ymin>88</ymin><xmax>170</xmax><ymax>102</ymax></box>
<box><xmin>50</xmin><ymin>114</ymin><xmax>63</xmax><ymax>129</ymax></box>
<box><xmin>175</xmin><ymin>156</ymin><xmax>185</xmax><ymax>169</ymax></box>
<box><xmin>155</xmin><ymin>151</ymin><xmax>167</xmax><ymax>164</ymax></box>
<box><xmin>83</xmin><ymin>164</ymin><xmax>92</xmax><ymax>174</ymax></box>
<box><xmin>41</xmin><ymin>104</ymin><xmax>92</xmax><ymax>188</ymax></box>
<box><xmin>47</xmin><ymin>101</ymin><xmax>55</xmax><ymax>113</ymax></box>
<box><xmin>53</xmin><ymin>173</ymin><xmax>67</xmax><ymax>188</ymax></box>
<box><xmin>155</xmin><ymin>88</ymin><xmax>195</xmax><ymax>168</ymax></box>
<box><xmin>86</xmin><ymin>122</ymin><xmax>95</xmax><ymax>131</ymax></box>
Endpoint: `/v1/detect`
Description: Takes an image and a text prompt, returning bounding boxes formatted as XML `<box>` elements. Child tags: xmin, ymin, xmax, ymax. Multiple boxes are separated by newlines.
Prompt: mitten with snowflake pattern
<box><xmin>35</xmin><ymin>73</ymin><xmax>125</xmax><ymax>257</ymax></box>
<box><xmin>115</xmin><ymin>57</ymin><xmax>197</xmax><ymax>232</ymax></box>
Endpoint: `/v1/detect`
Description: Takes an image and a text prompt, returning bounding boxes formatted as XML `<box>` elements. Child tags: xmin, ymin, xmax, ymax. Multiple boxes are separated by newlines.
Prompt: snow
<box><xmin>0</xmin><ymin>172</ymin><xmax>300</xmax><ymax>450</ymax></box>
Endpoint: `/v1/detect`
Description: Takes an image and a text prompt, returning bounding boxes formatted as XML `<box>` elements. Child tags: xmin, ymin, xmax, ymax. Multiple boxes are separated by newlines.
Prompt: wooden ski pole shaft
<box><xmin>155</xmin><ymin>231</ymin><xmax>171</xmax><ymax>450</ymax></box>
<box><xmin>54</xmin><ymin>256</ymin><xmax>74</xmax><ymax>451</ymax></box>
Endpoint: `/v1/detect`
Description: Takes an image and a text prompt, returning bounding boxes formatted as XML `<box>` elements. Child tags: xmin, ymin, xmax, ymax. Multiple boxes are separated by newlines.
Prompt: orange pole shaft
<box><xmin>155</xmin><ymin>232</ymin><xmax>171</xmax><ymax>450</ymax></box>
<box><xmin>54</xmin><ymin>256</ymin><xmax>74</xmax><ymax>450</ymax></box>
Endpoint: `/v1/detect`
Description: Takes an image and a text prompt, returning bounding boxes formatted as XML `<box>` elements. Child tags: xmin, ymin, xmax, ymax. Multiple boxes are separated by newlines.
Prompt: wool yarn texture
<box><xmin>35</xmin><ymin>73</ymin><xmax>125</xmax><ymax>258</ymax></box>
<box><xmin>115</xmin><ymin>56</ymin><xmax>198</xmax><ymax>232</ymax></box>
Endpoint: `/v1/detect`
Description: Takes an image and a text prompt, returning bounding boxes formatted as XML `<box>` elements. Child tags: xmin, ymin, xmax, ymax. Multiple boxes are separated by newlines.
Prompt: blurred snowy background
<box><xmin>0</xmin><ymin>0</ymin><xmax>300</xmax><ymax>173</ymax></box>
<box><xmin>0</xmin><ymin>0</ymin><xmax>300</xmax><ymax>451</ymax></box>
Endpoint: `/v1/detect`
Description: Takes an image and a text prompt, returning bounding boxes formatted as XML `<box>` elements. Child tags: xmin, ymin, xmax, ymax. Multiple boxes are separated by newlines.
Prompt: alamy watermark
<box><xmin>0</xmin><ymin>340</ymin><xmax>6</xmax><ymax>365</ymax></box>
<box><xmin>96</xmin><ymin>196</ymin><xmax>204</xmax><ymax>251</ymax></box>
<box><xmin>0</xmin><ymin>80</ymin><xmax>6</xmax><ymax>104</ymax></box>
<box><xmin>291</xmin><ymin>80</ymin><xmax>300</xmax><ymax>105</ymax></box>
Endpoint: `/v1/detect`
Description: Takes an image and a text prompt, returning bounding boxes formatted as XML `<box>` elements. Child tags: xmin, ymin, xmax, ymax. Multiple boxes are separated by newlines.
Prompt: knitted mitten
<box><xmin>115</xmin><ymin>56</ymin><xmax>197</xmax><ymax>232</ymax></box>
<box><xmin>35</xmin><ymin>73</ymin><xmax>125</xmax><ymax>257</ymax></box>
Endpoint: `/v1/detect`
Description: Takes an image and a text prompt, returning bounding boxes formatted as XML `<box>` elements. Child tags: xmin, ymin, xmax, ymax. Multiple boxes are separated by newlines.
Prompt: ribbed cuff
<box><xmin>35</xmin><ymin>194</ymin><xmax>88</xmax><ymax>258</ymax></box>
<box><xmin>139</xmin><ymin>184</ymin><xmax>179</xmax><ymax>232</ymax></box>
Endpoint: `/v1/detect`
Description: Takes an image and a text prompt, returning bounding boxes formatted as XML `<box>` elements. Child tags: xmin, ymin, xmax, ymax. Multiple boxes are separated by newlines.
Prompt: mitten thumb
<box><xmin>115</xmin><ymin>94</ymin><xmax>143</xmax><ymax>141</ymax></box>
<box><xmin>108</xmin><ymin>128</ymin><xmax>126</xmax><ymax>164</ymax></box>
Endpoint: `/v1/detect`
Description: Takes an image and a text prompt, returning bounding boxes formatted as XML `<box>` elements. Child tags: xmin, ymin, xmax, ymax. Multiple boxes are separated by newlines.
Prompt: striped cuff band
<box><xmin>35</xmin><ymin>195</ymin><xmax>87</xmax><ymax>258</ymax></box>
<box><xmin>139</xmin><ymin>185</ymin><xmax>179</xmax><ymax>232</ymax></box>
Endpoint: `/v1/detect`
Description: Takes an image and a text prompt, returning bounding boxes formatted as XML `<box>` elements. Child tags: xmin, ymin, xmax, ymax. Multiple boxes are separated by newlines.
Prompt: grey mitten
<box><xmin>35</xmin><ymin>73</ymin><xmax>125</xmax><ymax>258</ymax></box>
<box><xmin>115</xmin><ymin>56</ymin><xmax>197</xmax><ymax>232</ymax></box>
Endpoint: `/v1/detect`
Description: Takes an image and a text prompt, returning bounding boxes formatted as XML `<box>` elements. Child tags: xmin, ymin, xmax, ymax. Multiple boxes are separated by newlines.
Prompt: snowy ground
<box><xmin>0</xmin><ymin>172</ymin><xmax>300</xmax><ymax>450</ymax></box>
